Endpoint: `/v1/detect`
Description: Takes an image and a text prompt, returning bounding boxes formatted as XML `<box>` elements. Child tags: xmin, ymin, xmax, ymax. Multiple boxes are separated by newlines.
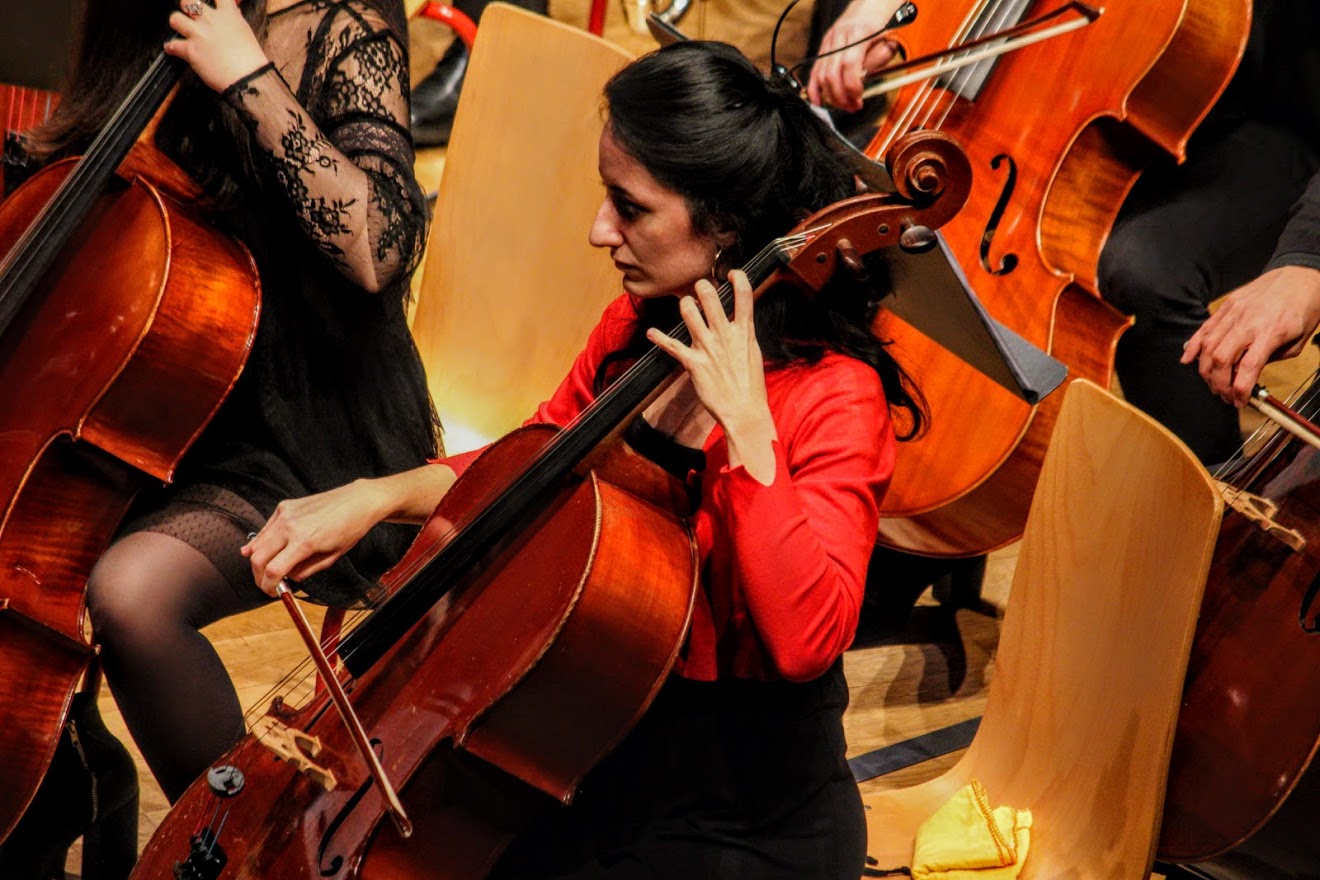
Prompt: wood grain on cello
<box><xmin>865</xmin><ymin>0</ymin><xmax>1249</xmax><ymax>556</ymax></box>
<box><xmin>0</xmin><ymin>57</ymin><xmax>260</xmax><ymax>843</ymax></box>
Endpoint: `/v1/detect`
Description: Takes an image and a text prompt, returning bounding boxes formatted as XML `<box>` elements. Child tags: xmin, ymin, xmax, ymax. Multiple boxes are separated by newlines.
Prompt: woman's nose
<box><xmin>589</xmin><ymin>200</ymin><xmax>622</xmax><ymax>249</ymax></box>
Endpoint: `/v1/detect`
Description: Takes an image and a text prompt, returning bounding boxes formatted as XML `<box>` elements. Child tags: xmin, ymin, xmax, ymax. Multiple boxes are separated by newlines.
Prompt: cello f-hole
<box><xmin>1299</xmin><ymin>570</ymin><xmax>1320</xmax><ymax>634</ymax></box>
<box><xmin>316</xmin><ymin>739</ymin><xmax>394</xmax><ymax>877</ymax></box>
<box><xmin>978</xmin><ymin>153</ymin><xmax>1019</xmax><ymax>276</ymax></box>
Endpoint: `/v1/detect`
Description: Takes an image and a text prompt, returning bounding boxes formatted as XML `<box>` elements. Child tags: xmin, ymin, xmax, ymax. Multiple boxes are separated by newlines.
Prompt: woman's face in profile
<box><xmin>588</xmin><ymin>125</ymin><xmax>725</xmax><ymax>300</ymax></box>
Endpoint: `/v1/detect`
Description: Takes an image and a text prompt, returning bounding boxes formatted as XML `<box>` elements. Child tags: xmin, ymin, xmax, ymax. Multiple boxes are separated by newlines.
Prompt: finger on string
<box><xmin>166</xmin><ymin>13</ymin><xmax>199</xmax><ymax>38</ymax></box>
<box><xmin>644</xmin><ymin>329</ymin><xmax>696</xmax><ymax>372</ymax></box>
<box><xmin>679</xmin><ymin>293</ymin><xmax>714</xmax><ymax>346</ymax></box>
<box><xmin>647</xmin><ymin>327</ymin><xmax>691</xmax><ymax>363</ymax></box>
<box><xmin>694</xmin><ymin>280</ymin><xmax>728</xmax><ymax>332</ymax></box>
<box><xmin>730</xmin><ymin>270</ymin><xmax>753</xmax><ymax>325</ymax></box>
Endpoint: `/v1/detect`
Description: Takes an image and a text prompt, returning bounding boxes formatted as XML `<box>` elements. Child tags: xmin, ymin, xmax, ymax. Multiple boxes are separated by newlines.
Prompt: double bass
<box><xmin>0</xmin><ymin>51</ymin><xmax>260</xmax><ymax>841</ymax></box>
<box><xmin>128</xmin><ymin>134</ymin><xmax>973</xmax><ymax>879</ymax></box>
<box><xmin>861</xmin><ymin>0</ymin><xmax>1249</xmax><ymax>556</ymax></box>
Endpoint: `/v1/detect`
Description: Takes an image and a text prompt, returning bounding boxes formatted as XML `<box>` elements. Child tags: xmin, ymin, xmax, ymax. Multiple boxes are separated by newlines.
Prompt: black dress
<box><xmin>119</xmin><ymin>0</ymin><xmax>440</xmax><ymax>606</ymax></box>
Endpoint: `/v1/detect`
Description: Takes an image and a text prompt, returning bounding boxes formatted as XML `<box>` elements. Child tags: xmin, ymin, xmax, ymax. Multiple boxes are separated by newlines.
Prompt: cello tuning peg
<box><xmin>836</xmin><ymin>239</ymin><xmax>869</xmax><ymax>281</ymax></box>
<box><xmin>899</xmin><ymin>222</ymin><xmax>937</xmax><ymax>253</ymax></box>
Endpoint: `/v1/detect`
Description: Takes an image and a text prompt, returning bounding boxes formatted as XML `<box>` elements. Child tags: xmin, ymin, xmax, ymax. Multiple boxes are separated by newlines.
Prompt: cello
<box><xmin>859</xmin><ymin>0</ymin><xmax>1249</xmax><ymax>556</ymax></box>
<box><xmin>128</xmin><ymin>133</ymin><xmax>972</xmax><ymax>879</ymax></box>
<box><xmin>1153</xmin><ymin>382</ymin><xmax>1320</xmax><ymax>872</ymax></box>
<box><xmin>0</xmin><ymin>47</ymin><xmax>260</xmax><ymax>842</ymax></box>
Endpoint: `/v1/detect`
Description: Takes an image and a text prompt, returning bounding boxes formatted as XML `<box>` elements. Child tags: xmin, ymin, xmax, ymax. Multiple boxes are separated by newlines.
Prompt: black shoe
<box><xmin>0</xmin><ymin>692</ymin><xmax>139</xmax><ymax>880</ymax></box>
<box><xmin>411</xmin><ymin>40</ymin><xmax>468</xmax><ymax>148</ymax></box>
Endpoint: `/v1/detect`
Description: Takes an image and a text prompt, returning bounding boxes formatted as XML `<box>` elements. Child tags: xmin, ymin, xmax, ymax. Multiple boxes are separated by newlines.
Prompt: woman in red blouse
<box><xmin>244</xmin><ymin>39</ymin><xmax>922</xmax><ymax>879</ymax></box>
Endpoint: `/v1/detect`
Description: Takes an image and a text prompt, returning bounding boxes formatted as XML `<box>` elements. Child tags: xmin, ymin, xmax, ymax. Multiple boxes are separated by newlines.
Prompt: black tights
<box><xmin>86</xmin><ymin>532</ymin><xmax>269</xmax><ymax>803</ymax></box>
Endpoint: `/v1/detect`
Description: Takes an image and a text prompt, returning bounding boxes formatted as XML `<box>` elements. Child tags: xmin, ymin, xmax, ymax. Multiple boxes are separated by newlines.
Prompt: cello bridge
<box><xmin>251</xmin><ymin>715</ymin><xmax>337</xmax><ymax>791</ymax></box>
<box><xmin>1216</xmin><ymin>482</ymin><xmax>1306</xmax><ymax>552</ymax></box>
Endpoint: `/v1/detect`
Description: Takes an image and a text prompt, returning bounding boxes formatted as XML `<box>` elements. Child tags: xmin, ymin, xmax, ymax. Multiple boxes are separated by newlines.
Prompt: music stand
<box><xmin>0</xmin><ymin>0</ymin><xmax>77</xmax><ymax>91</ymax></box>
<box><xmin>873</xmin><ymin>234</ymin><xmax>1067</xmax><ymax>404</ymax></box>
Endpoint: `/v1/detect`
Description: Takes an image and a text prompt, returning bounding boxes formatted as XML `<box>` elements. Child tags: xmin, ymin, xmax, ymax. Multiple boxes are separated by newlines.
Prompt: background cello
<box><xmin>0</xmin><ymin>48</ymin><xmax>260</xmax><ymax>842</ymax></box>
<box><xmin>860</xmin><ymin>0</ymin><xmax>1249</xmax><ymax>556</ymax></box>
<box><xmin>1153</xmin><ymin>381</ymin><xmax>1320</xmax><ymax>874</ymax></box>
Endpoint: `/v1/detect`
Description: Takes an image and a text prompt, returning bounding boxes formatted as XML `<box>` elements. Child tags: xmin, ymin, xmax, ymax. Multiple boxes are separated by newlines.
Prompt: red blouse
<box><xmin>442</xmin><ymin>295</ymin><xmax>896</xmax><ymax>683</ymax></box>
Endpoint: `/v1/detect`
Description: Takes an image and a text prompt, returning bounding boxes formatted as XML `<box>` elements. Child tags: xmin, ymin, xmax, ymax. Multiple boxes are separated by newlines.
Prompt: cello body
<box><xmin>1157</xmin><ymin>382</ymin><xmax>1320</xmax><ymax>868</ymax></box>
<box><xmin>0</xmin><ymin>152</ymin><xmax>260</xmax><ymax>841</ymax></box>
<box><xmin>867</xmin><ymin>0</ymin><xmax>1249</xmax><ymax>556</ymax></box>
<box><xmin>131</xmin><ymin>426</ymin><xmax>699</xmax><ymax>879</ymax></box>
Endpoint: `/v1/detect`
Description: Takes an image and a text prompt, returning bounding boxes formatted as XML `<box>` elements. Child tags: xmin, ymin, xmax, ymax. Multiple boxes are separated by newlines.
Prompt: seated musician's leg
<box><xmin>86</xmin><ymin>490</ymin><xmax>271</xmax><ymax>804</ymax></box>
<box><xmin>1099</xmin><ymin>120</ymin><xmax>1319</xmax><ymax>465</ymax></box>
<box><xmin>0</xmin><ymin>689</ymin><xmax>138</xmax><ymax>880</ymax></box>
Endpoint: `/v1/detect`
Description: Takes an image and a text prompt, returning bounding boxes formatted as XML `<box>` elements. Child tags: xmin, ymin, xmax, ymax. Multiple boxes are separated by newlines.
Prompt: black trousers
<box><xmin>1098</xmin><ymin>118</ymin><xmax>1319</xmax><ymax>465</ymax></box>
<box><xmin>489</xmin><ymin>661</ymin><xmax>866</xmax><ymax>879</ymax></box>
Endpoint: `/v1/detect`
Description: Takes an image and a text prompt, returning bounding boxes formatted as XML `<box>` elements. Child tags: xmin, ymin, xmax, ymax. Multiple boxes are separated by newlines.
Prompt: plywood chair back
<box><xmin>862</xmin><ymin>379</ymin><xmax>1223</xmax><ymax>879</ymax></box>
<box><xmin>409</xmin><ymin>4</ymin><xmax>632</xmax><ymax>452</ymax></box>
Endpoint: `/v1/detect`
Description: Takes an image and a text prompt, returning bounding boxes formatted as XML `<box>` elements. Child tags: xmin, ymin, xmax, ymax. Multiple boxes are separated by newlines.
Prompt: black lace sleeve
<box><xmin>222</xmin><ymin>9</ymin><xmax>426</xmax><ymax>295</ymax></box>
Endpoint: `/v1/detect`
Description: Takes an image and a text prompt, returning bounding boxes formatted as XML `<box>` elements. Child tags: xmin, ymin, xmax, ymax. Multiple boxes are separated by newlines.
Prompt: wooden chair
<box><xmin>409</xmin><ymin>3</ymin><xmax>632</xmax><ymax>453</ymax></box>
<box><xmin>861</xmin><ymin>379</ymin><xmax>1223</xmax><ymax>879</ymax></box>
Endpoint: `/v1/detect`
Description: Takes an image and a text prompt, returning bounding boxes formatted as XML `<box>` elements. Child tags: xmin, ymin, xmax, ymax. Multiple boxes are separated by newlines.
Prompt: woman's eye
<box><xmin>614</xmin><ymin>196</ymin><xmax>642</xmax><ymax>221</ymax></box>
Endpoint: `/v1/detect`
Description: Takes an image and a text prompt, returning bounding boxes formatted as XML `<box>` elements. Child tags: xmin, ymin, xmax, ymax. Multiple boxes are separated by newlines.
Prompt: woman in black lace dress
<box><xmin>0</xmin><ymin>0</ymin><xmax>436</xmax><ymax>874</ymax></box>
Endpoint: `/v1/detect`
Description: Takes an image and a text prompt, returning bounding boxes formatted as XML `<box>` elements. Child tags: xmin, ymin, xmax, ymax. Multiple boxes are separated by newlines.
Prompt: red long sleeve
<box><xmin>435</xmin><ymin>295</ymin><xmax>896</xmax><ymax>683</ymax></box>
<box><xmin>698</xmin><ymin>359</ymin><xmax>892</xmax><ymax>682</ymax></box>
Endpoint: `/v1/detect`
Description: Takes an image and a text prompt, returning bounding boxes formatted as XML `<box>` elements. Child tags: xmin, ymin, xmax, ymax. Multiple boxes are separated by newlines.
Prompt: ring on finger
<box><xmin>184</xmin><ymin>1</ymin><xmax>204</xmax><ymax>18</ymax></box>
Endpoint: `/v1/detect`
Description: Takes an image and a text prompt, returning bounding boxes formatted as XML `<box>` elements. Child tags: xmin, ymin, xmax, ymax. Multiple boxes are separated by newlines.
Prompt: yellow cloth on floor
<box><xmin>910</xmin><ymin>780</ymin><xmax>1032</xmax><ymax>880</ymax></box>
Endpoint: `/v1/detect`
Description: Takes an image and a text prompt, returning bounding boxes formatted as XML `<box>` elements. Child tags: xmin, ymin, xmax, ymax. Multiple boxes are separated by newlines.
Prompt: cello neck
<box><xmin>0</xmin><ymin>52</ymin><xmax>184</xmax><ymax>338</ymax></box>
<box><xmin>340</xmin><ymin>240</ymin><xmax>796</xmax><ymax>676</ymax></box>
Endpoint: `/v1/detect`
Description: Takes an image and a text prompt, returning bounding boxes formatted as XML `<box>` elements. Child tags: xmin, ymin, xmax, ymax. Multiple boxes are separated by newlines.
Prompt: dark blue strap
<box><xmin>849</xmin><ymin>717</ymin><xmax>982</xmax><ymax>783</ymax></box>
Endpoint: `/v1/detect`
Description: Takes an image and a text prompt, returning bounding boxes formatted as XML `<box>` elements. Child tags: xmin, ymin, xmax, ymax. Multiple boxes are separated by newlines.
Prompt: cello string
<box><xmin>1210</xmin><ymin>369</ymin><xmax>1320</xmax><ymax>505</ymax></box>
<box><xmin>0</xmin><ymin>54</ymin><xmax>176</xmax><ymax>299</ymax></box>
<box><xmin>928</xmin><ymin>0</ymin><xmax>1018</xmax><ymax>133</ymax></box>
<box><xmin>0</xmin><ymin>62</ymin><xmax>161</xmax><ymax>307</ymax></box>
<box><xmin>914</xmin><ymin>0</ymin><xmax>999</xmax><ymax>134</ymax></box>
<box><xmin>874</xmin><ymin>0</ymin><xmax>986</xmax><ymax>160</ymax></box>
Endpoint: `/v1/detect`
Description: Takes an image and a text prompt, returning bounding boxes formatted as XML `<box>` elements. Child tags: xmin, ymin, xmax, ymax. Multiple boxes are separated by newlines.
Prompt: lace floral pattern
<box><xmin>223</xmin><ymin>0</ymin><xmax>425</xmax><ymax>293</ymax></box>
